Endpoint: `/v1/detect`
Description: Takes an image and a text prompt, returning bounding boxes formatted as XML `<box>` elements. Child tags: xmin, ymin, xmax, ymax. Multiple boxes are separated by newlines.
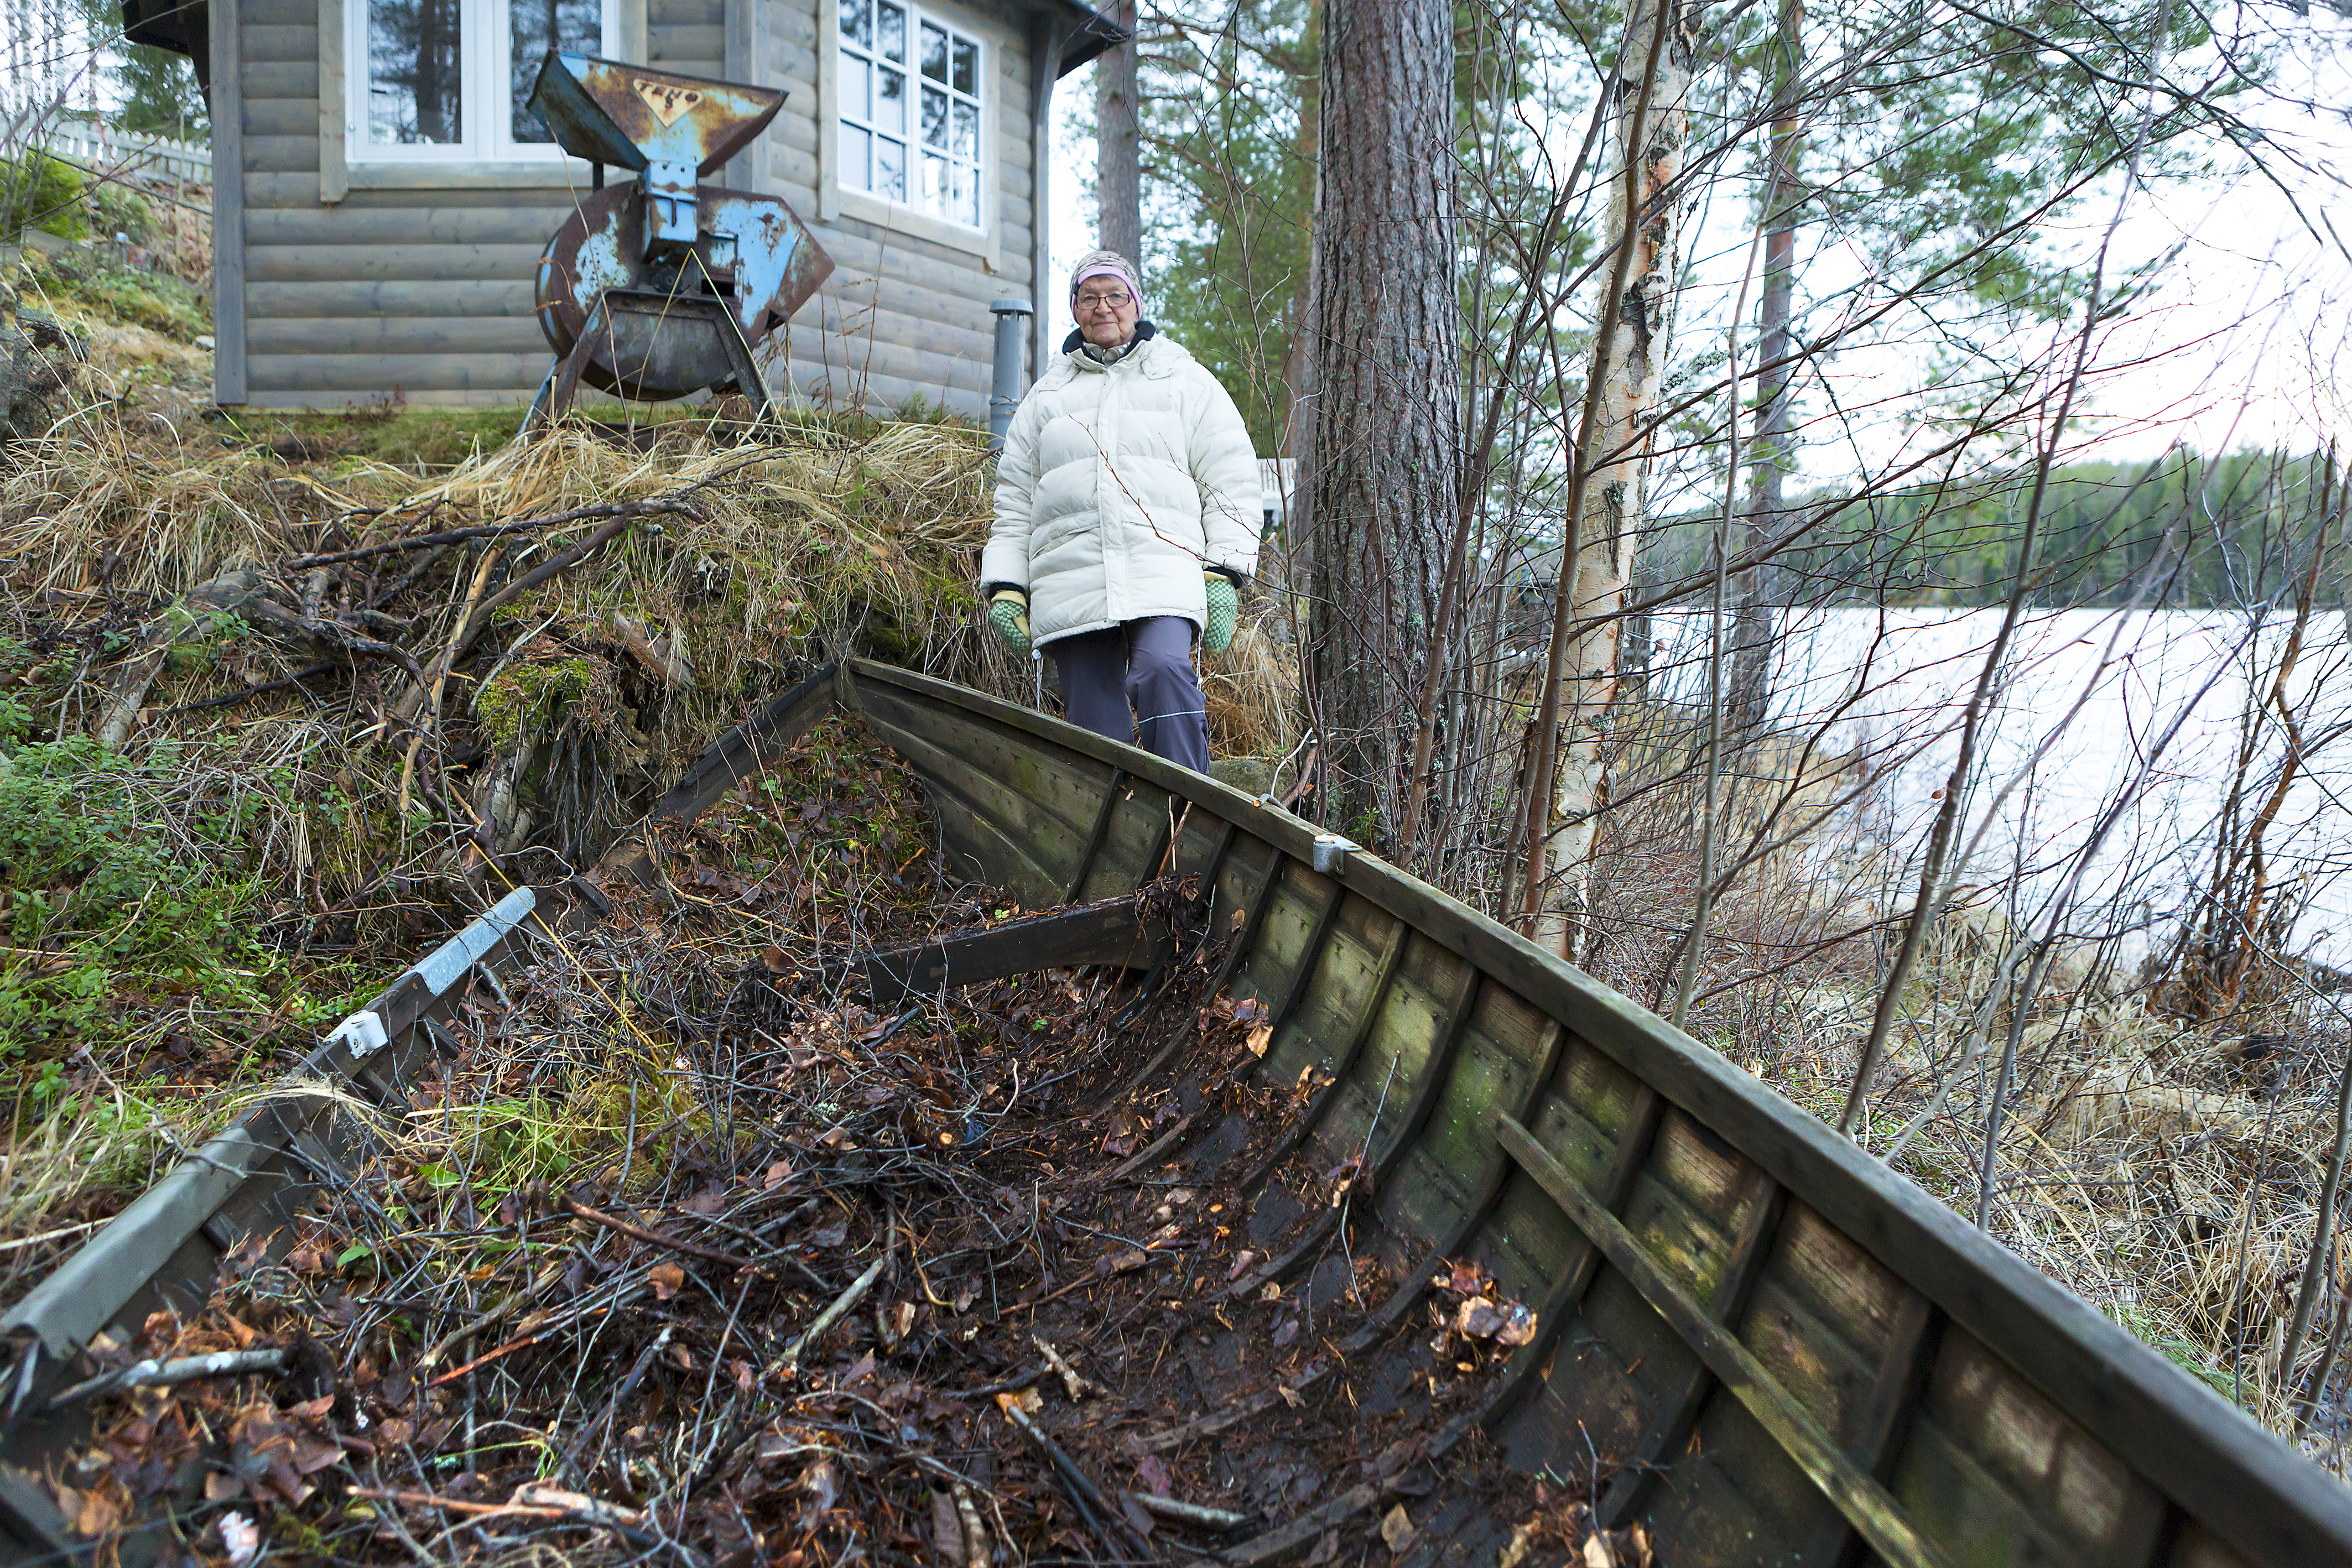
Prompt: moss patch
<box><xmin>22</xmin><ymin>247</ymin><xmax>210</xmax><ymax>344</ymax></box>
<box><xmin>475</xmin><ymin>654</ymin><xmax>602</xmax><ymax>751</ymax></box>
<box><xmin>0</xmin><ymin>736</ymin><xmax>268</xmax><ymax>1062</ymax></box>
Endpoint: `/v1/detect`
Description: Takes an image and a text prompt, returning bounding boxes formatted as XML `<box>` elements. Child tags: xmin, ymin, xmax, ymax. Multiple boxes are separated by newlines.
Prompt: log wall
<box><xmin>229</xmin><ymin>0</ymin><xmax>1037</xmax><ymax>414</ymax></box>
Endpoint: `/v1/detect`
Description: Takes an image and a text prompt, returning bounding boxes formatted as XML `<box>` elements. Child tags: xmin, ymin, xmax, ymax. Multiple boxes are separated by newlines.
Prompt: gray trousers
<box><xmin>1048</xmin><ymin>617</ymin><xmax>1210</xmax><ymax>772</ymax></box>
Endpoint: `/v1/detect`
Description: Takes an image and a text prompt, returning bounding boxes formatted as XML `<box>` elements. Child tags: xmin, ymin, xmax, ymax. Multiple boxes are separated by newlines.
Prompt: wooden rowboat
<box><xmin>6</xmin><ymin>659</ymin><xmax>2351</xmax><ymax>1567</ymax></box>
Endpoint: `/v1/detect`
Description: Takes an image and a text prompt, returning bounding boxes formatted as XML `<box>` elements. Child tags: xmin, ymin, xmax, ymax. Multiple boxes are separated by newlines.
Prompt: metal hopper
<box><xmin>521</xmin><ymin>53</ymin><xmax>835</xmax><ymax>426</ymax></box>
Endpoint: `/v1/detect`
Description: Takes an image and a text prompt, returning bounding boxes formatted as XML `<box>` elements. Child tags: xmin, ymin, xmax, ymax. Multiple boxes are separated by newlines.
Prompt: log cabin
<box><xmin>119</xmin><ymin>0</ymin><xmax>1121</xmax><ymax>415</ymax></box>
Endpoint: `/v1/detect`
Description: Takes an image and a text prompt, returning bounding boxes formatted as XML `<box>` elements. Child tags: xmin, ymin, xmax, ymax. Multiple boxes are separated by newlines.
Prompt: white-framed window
<box><xmin>836</xmin><ymin>0</ymin><xmax>984</xmax><ymax>229</ymax></box>
<box><xmin>348</xmin><ymin>0</ymin><xmax>620</xmax><ymax>163</ymax></box>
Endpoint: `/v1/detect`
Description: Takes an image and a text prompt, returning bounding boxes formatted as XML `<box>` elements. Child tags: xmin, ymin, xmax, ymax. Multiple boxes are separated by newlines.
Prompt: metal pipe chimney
<box><xmin>988</xmin><ymin>298</ymin><xmax>1033</xmax><ymax>452</ymax></box>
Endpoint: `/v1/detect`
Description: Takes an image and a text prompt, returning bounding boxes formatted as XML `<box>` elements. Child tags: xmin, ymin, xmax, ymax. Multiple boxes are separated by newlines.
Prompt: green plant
<box><xmin>27</xmin><ymin>246</ymin><xmax>211</xmax><ymax>341</ymax></box>
<box><xmin>1</xmin><ymin>153</ymin><xmax>87</xmax><ymax>241</ymax></box>
<box><xmin>0</xmin><ymin>739</ymin><xmax>269</xmax><ymax>1063</ymax></box>
<box><xmin>474</xmin><ymin>655</ymin><xmax>602</xmax><ymax>749</ymax></box>
<box><xmin>84</xmin><ymin>179</ymin><xmax>154</xmax><ymax>246</ymax></box>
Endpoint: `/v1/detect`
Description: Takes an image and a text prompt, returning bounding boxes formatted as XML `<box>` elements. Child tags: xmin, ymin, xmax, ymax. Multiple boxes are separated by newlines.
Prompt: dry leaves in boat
<box><xmin>1204</xmin><ymin>993</ymin><xmax>1275</xmax><ymax>1058</ymax></box>
<box><xmin>1430</xmin><ymin>1258</ymin><xmax>1541</xmax><ymax>1348</ymax></box>
<box><xmin>1497</xmin><ymin>1500</ymin><xmax>1654</xmax><ymax>1568</ymax></box>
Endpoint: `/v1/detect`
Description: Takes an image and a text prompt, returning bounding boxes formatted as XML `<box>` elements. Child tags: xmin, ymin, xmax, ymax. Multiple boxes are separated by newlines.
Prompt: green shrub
<box><xmin>1</xmin><ymin>153</ymin><xmax>88</xmax><ymax>241</ymax></box>
<box><xmin>85</xmin><ymin>179</ymin><xmax>156</xmax><ymax>246</ymax></box>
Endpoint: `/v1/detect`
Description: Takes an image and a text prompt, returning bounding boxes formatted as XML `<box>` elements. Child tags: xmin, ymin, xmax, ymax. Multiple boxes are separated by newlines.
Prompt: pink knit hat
<box><xmin>1068</xmin><ymin>248</ymin><xmax>1142</xmax><ymax>306</ymax></box>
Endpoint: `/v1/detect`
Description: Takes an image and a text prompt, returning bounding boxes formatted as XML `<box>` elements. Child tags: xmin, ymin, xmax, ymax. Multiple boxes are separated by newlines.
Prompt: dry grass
<box><xmin>1201</xmin><ymin>610</ymin><xmax>1304</xmax><ymax>762</ymax></box>
<box><xmin>2</xmin><ymin>389</ymin><xmax>1288</xmax><ymax>756</ymax></box>
<box><xmin>0</xmin><ymin>381</ymin><xmax>1302</xmax><ymax>1132</ymax></box>
<box><xmin>0</xmin><ymin>394</ymin><xmax>1001</xmax><ymax>1135</ymax></box>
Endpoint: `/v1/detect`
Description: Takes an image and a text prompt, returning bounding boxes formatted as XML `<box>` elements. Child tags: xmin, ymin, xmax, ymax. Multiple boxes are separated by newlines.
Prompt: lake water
<box><xmin>1641</xmin><ymin>605</ymin><xmax>2352</xmax><ymax>968</ymax></box>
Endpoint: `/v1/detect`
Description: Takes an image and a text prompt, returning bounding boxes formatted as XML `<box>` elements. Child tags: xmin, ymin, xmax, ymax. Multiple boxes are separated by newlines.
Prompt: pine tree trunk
<box><xmin>1729</xmin><ymin>0</ymin><xmax>1802</xmax><ymax>733</ymax></box>
<box><xmin>1304</xmin><ymin>0</ymin><xmax>1461</xmax><ymax>843</ymax></box>
<box><xmin>1532</xmin><ymin>0</ymin><xmax>1691</xmax><ymax>958</ymax></box>
<box><xmin>1095</xmin><ymin>0</ymin><xmax>1143</xmax><ymax>263</ymax></box>
<box><xmin>1276</xmin><ymin>0</ymin><xmax>1323</xmax><ymax>462</ymax></box>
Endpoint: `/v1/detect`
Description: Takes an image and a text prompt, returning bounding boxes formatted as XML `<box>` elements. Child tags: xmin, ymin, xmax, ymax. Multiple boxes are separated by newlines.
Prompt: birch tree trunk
<box><xmin>1304</xmin><ymin>0</ymin><xmax>1461</xmax><ymax>842</ymax></box>
<box><xmin>1531</xmin><ymin>0</ymin><xmax>1691</xmax><ymax>957</ymax></box>
<box><xmin>1095</xmin><ymin>0</ymin><xmax>1142</xmax><ymax>262</ymax></box>
<box><xmin>1730</xmin><ymin>0</ymin><xmax>1802</xmax><ymax>732</ymax></box>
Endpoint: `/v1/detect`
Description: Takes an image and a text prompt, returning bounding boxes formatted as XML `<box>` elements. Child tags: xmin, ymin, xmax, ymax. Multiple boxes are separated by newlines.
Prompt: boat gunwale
<box><xmin>845</xmin><ymin>656</ymin><xmax>2352</xmax><ymax>1568</ymax></box>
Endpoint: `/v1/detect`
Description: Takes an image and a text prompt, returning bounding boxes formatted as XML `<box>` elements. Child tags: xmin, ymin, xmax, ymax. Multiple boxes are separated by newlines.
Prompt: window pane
<box><xmin>875</xmin><ymin>67</ymin><xmax>904</xmax><ymax>133</ymax></box>
<box><xmin>877</xmin><ymin>2</ymin><xmax>903</xmax><ymax>62</ymax></box>
<box><xmin>874</xmin><ymin>135</ymin><xmax>904</xmax><ymax>201</ymax></box>
<box><xmin>841</xmin><ymin>124</ymin><xmax>870</xmax><ymax>190</ymax></box>
<box><xmin>922</xmin><ymin>150</ymin><xmax>946</xmax><ymax>215</ymax></box>
<box><xmin>949</xmin><ymin>99</ymin><xmax>976</xmax><ymax>160</ymax></box>
<box><xmin>920</xmin><ymin>20</ymin><xmax>946</xmax><ymax>81</ymax></box>
<box><xmin>511</xmin><ymin>0</ymin><xmax>601</xmax><ymax>142</ymax></box>
<box><xmin>840</xmin><ymin>0</ymin><xmax>870</xmax><ymax>49</ymax></box>
<box><xmin>839</xmin><ymin>50</ymin><xmax>868</xmax><ymax>122</ymax></box>
<box><xmin>950</xmin><ymin>37</ymin><xmax>976</xmax><ymax>96</ymax></box>
<box><xmin>952</xmin><ymin>160</ymin><xmax>977</xmax><ymax>226</ymax></box>
<box><xmin>921</xmin><ymin>84</ymin><xmax>946</xmax><ymax>148</ymax></box>
<box><xmin>368</xmin><ymin>0</ymin><xmax>464</xmax><ymax>144</ymax></box>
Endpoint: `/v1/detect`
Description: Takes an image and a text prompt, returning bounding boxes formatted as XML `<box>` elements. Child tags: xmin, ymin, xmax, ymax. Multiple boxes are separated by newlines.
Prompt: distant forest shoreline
<box><xmin>1636</xmin><ymin>449</ymin><xmax>2342</xmax><ymax>608</ymax></box>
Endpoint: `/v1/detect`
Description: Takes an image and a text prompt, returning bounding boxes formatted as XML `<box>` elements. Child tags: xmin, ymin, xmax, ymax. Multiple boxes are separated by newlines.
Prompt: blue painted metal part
<box><xmin>520</xmin><ymin>52</ymin><xmax>833</xmax><ymax>414</ymax></box>
<box><xmin>534</xmin><ymin>183</ymin><xmax>834</xmax><ymax>401</ymax></box>
<box><xmin>527</xmin><ymin>52</ymin><xmax>782</xmax><ymax>176</ymax></box>
<box><xmin>527</xmin><ymin>53</ymin><xmax>785</xmax><ymax>256</ymax></box>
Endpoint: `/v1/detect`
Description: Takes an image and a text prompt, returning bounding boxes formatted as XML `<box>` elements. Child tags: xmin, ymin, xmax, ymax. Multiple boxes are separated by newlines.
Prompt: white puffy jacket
<box><xmin>982</xmin><ymin>328</ymin><xmax>1261</xmax><ymax>648</ymax></box>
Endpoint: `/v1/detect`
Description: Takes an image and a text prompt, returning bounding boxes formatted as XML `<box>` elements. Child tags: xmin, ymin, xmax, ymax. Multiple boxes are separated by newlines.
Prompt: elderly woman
<box><xmin>980</xmin><ymin>249</ymin><xmax>1261</xmax><ymax>772</ymax></box>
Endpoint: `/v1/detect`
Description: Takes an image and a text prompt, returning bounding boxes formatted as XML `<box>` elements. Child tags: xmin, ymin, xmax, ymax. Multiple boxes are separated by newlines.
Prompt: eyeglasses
<box><xmin>1075</xmin><ymin>289</ymin><xmax>1132</xmax><ymax>310</ymax></box>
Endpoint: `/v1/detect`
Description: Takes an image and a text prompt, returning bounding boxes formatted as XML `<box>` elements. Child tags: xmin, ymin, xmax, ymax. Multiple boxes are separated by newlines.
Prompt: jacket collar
<box><xmin>1060</xmin><ymin>319</ymin><xmax>1158</xmax><ymax>371</ymax></box>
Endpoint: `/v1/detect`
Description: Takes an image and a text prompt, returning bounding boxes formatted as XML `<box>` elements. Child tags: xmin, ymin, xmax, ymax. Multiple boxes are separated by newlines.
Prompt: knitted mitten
<box><xmin>988</xmin><ymin>588</ymin><xmax>1031</xmax><ymax>655</ymax></box>
<box><xmin>1202</xmin><ymin>572</ymin><xmax>1239</xmax><ymax>653</ymax></box>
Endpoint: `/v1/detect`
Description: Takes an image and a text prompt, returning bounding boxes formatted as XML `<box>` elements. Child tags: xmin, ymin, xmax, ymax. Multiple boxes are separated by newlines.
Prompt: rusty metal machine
<box><xmin>521</xmin><ymin>53</ymin><xmax>834</xmax><ymax>428</ymax></box>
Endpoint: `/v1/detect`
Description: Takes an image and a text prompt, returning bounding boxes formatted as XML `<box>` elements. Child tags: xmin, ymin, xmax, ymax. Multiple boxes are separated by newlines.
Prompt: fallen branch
<box><xmin>775</xmin><ymin>1251</ymin><xmax>889</xmax><ymax>1371</ymax></box>
<box><xmin>561</xmin><ymin>1325</ymin><xmax>673</xmax><ymax>1474</ymax></box>
<box><xmin>1034</xmin><ymin>1336</ymin><xmax>1100</xmax><ymax>1399</ymax></box>
<box><xmin>423</xmin><ymin>1330</ymin><xmax>543</xmax><ymax>1388</ymax></box>
<box><xmin>997</xmin><ymin>1394</ymin><xmax>1155</xmax><ymax>1559</ymax></box>
<box><xmin>1126</xmin><ymin>1492</ymin><xmax>1251</xmax><ymax>1531</ymax></box>
<box><xmin>350</xmin><ymin>1487</ymin><xmax>581</xmax><ymax>1520</ymax></box>
<box><xmin>350</xmin><ymin>1484</ymin><xmax>706</xmax><ymax>1566</ymax></box>
<box><xmin>953</xmin><ymin>1485</ymin><xmax>991</xmax><ymax>1568</ymax></box>
<box><xmin>290</xmin><ymin>501</ymin><xmax>667</xmax><ymax>569</ymax></box>
<box><xmin>565</xmin><ymin>1197</ymin><xmax>764</xmax><ymax>1275</ymax></box>
<box><xmin>386</xmin><ymin>508</ymin><xmax>660</xmax><ymax>732</ymax></box>
<box><xmin>348</xmin><ymin>1485</ymin><xmax>640</xmax><ymax>1527</ymax></box>
<box><xmin>94</xmin><ymin>570</ymin><xmax>267</xmax><ymax>746</ymax></box>
<box><xmin>164</xmin><ymin>659</ymin><xmax>338</xmax><ymax>716</ymax></box>
<box><xmin>48</xmin><ymin>1347</ymin><xmax>287</xmax><ymax>1408</ymax></box>
<box><xmin>416</xmin><ymin>1261</ymin><xmax>564</xmax><ymax>1368</ymax></box>
<box><xmin>944</xmin><ymin>1361</ymin><xmax>1050</xmax><ymax>1399</ymax></box>
<box><xmin>241</xmin><ymin>595</ymin><xmax>425</xmax><ymax>682</ymax></box>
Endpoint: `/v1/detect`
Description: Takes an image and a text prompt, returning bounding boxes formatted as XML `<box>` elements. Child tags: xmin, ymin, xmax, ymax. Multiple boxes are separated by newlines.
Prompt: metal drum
<box><xmin>534</xmin><ymin>181</ymin><xmax>831</xmax><ymax>402</ymax></box>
